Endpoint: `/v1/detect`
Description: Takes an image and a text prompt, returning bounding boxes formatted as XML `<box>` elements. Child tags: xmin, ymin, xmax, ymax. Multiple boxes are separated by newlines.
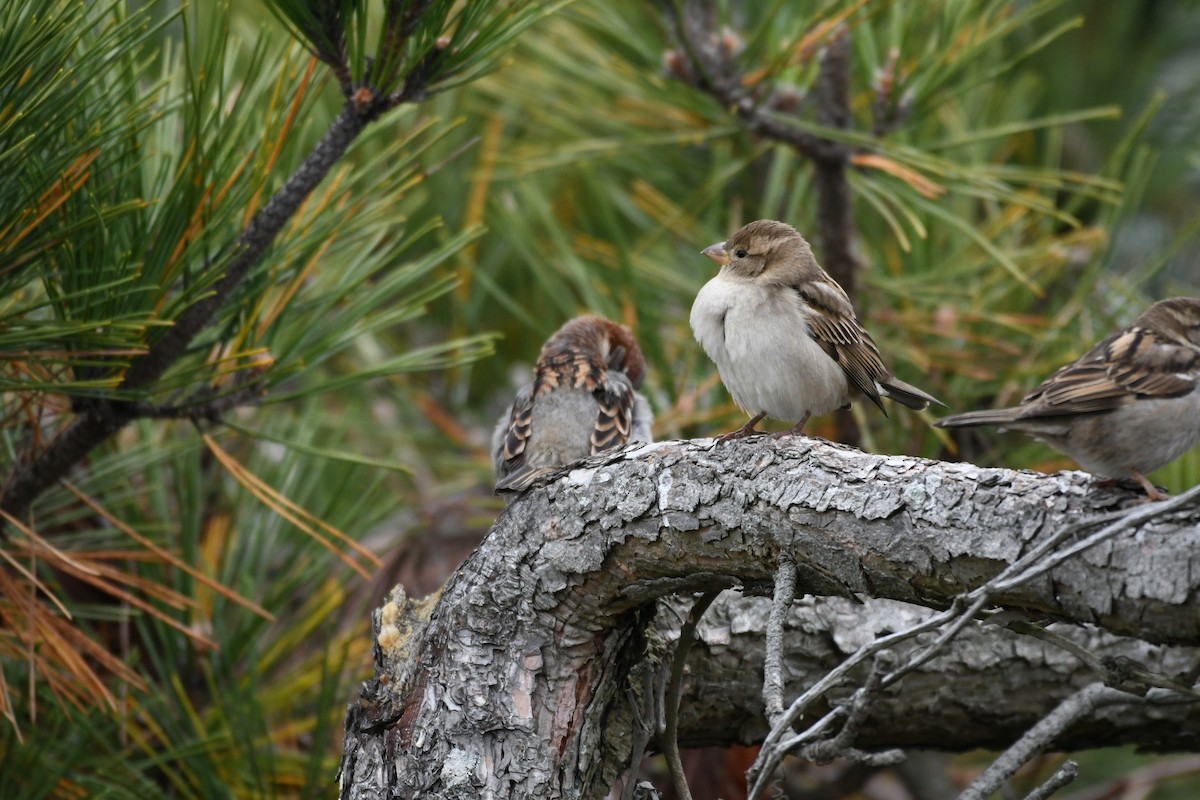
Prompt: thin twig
<box><xmin>661</xmin><ymin>590</ymin><xmax>721</xmax><ymax>800</ymax></box>
<box><xmin>663</xmin><ymin>0</ymin><xmax>833</xmax><ymax>162</ymax></box>
<box><xmin>763</xmin><ymin>553</ymin><xmax>796</xmax><ymax>726</ymax></box>
<box><xmin>800</xmin><ymin>650</ymin><xmax>903</xmax><ymax>766</ymax></box>
<box><xmin>1000</xmin><ymin>618</ymin><xmax>1200</xmax><ymax>698</ymax></box>
<box><xmin>957</xmin><ymin>684</ymin><xmax>1117</xmax><ymax>800</ymax></box>
<box><xmin>1023</xmin><ymin>760</ymin><xmax>1078</xmax><ymax>800</ymax></box>
<box><xmin>992</xmin><ymin>484</ymin><xmax>1200</xmax><ymax>593</ymax></box>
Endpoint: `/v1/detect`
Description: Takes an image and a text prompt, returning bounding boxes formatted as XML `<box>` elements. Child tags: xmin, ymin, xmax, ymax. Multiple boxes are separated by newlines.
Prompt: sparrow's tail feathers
<box><xmin>881</xmin><ymin>377</ymin><xmax>944</xmax><ymax>410</ymax></box>
<box><xmin>494</xmin><ymin>465</ymin><xmax>558</xmax><ymax>495</ymax></box>
<box><xmin>933</xmin><ymin>408</ymin><xmax>1020</xmax><ymax>429</ymax></box>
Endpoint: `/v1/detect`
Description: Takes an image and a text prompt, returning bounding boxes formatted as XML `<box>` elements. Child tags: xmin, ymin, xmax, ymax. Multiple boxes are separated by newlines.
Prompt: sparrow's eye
<box><xmin>734</xmin><ymin>248</ymin><xmax>748</xmax><ymax>258</ymax></box>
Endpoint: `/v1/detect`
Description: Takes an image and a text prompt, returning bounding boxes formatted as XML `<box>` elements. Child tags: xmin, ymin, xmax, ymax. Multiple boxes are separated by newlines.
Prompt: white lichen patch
<box><xmin>566</xmin><ymin>467</ymin><xmax>600</xmax><ymax>486</ymax></box>
<box><xmin>440</xmin><ymin>747</ymin><xmax>478</xmax><ymax>788</ymax></box>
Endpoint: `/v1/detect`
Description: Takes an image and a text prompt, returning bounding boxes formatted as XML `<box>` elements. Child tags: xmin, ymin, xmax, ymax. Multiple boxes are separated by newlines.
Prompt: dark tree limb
<box><xmin>661</xmin><ymin>591</ymin><xmax>719</xmax><ymax>800</ymax></box>
<box><xmin>0</xmin><ymin>103</ymin><xmax>369</xmax><ymax>528</ymax></box>
<box><xmin>338</xmin><ymin>438</ymin><xmax>1200</xmax><ymax>799</ymax></box>
<box><xmin>0</xmin><ymin>28</ymin><xmax>460</xmax><ymax>530</ymax></box>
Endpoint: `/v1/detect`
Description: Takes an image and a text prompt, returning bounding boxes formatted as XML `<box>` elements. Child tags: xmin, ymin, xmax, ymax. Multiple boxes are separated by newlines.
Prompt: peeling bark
<box><xmin>338</xmin><ymin>438</ymin><xmax>1200</xmax><ymax>800</ymax></box>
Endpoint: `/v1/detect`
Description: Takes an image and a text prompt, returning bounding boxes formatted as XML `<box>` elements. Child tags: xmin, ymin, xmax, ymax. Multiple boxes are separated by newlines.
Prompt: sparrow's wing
<box><xmin>590</xmin><ymin>371</ymin><xmax>636</xmax><ymax>454</ymax></box>
<box><xmin>1105</xmin><ymin>325</ymin><xmax>1199</xmax><ymax>396</ymax></box>
<box><xmin>1020</xmin><ymin>325</ymin><xmax>1197</xmax><ymax>417</ymax></box>
<box><xmin>498</xmin><ymin>385</ymin><xmax>534</xmax><ymax>471</ymax></box>
<box><xmin>795</xmin><ymin>278</ymin><xmax>890</xmax><ymax>413</ymax></box>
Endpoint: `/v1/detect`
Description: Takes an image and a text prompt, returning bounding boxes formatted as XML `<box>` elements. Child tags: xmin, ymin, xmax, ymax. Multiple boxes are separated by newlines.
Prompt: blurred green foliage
<box><xmin>0</xmin><ymin>0</ymin><xmax>1198</xmax><ymax>796</ymax></box>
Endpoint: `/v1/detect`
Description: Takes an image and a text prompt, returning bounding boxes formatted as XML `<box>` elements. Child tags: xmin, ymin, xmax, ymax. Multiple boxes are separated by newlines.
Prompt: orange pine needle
<box><xmin>63</xmin><ymin>481</ymin><xmax>275</xmax><ymax>621</ymax></box>
<box><xmin>851</xmin><ymin>153</ymin><xmax>946</xmax><ymax>199</ymax></box>
<box><xmin>203</xmin><ymin>434</ymin><xmax>381</xmax><ymax>578</ymax></box>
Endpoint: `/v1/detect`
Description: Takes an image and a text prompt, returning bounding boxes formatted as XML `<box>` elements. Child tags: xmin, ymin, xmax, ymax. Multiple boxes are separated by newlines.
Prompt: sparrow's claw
<box><xmin>714</xmin><ymin>412</ymin><xmax>768</xmax><ymax>445</ymax></box>
<box><xmin>1092</xmin><ymin>473</ymin><xmax>1169</xmax><ymax>503</ymax></box>
<box><xmin>1131</xmin><ymin>470</ymin><xmax>1169</xmax><ymax>502</ymax></box>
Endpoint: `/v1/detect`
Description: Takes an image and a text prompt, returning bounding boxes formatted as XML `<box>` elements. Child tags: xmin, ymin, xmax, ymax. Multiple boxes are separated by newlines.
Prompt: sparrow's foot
<box><xmin>771</xmin><ymin>413</ymin><xmax>812</xmax><ymax>440</ymax></box>
<box><xmin>714</xmin><ymin>412</ymin><xmax>767</xmax><ymax>445</ymax></box>
<box><xmin>1131</xmin><ymin>470</ymin><xmax>1169</xmax><ymax>502</ymax></box>
<box><xmin>1093</xmin><ymin>473</ymin><xmax>1169</xmax><ymax>503</ymax></box>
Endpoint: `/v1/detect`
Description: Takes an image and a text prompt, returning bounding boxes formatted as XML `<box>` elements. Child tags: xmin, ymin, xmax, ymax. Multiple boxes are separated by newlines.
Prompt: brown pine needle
<box><xmin>34</xmin><ymin>548</ymin><xmax>219</xmax><ymax>651</ymax></box>
<box><xmin>852</xmin><ymin>153</ymin><xmax>947</xmax><ymax>199</ymax></box>
<box><xmin>203</xmin><ymin>434</ymin><xmax>380</xmax><ymax>578</ymax></box>
<box><xmin>0</xmin><ymin>510</ymin><xmax>101</xmax><ymax>577</ymax></box>
<box><xmin>0</xmin><ymin>546</ymin><xmax>72</xmax><ymax>618</ymax></box>
<box><xmin>63</xmin><ymin>481</ymin><xmax>275</xmax><ymax>621</ymax></box>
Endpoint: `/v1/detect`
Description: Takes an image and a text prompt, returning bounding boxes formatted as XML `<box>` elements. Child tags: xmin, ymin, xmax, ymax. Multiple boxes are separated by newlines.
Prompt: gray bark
<box><xmin>337</xmin><ymin>438</ymin><xmax>1200</xmax><ymax>800</ymax></box>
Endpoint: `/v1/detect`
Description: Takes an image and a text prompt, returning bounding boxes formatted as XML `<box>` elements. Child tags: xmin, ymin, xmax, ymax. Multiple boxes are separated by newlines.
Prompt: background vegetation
<box><xmin>0</xmin><ymin>0</ymin><xmax>1197</xmax><ymax>796</ymax></box>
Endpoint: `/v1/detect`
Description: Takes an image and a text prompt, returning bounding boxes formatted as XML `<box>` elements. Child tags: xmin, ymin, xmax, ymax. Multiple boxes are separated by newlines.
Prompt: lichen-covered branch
<box><xmin>338</xmin><ymin>438</ymin><xmax>1200</xmax><ymax>799</ymax></box>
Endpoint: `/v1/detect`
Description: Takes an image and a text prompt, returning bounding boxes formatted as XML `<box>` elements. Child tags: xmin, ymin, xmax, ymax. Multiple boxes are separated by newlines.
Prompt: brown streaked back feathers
<box><xmin>496</xmin><ymin>316</ymin><xmax>648</xmax><ymax>491</ymax></box>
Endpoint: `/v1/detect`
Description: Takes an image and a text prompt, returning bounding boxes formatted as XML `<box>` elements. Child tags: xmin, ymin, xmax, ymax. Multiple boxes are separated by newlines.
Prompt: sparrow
<box><xmin>935</xmin><ymin>297</ymin><xmax>1200</xmax><ymax>501</ymax></box>
<box><xmin>492</xmin><ymin>315</ymin><xmax>654</xmax><ymax>495</ymax></box>
<box><xmin>689</xmin><ymin>219</ymin><xmax>942</xmax><ymax>441</ymax></box>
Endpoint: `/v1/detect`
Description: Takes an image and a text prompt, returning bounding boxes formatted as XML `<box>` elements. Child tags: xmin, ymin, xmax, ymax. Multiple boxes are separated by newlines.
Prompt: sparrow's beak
<box><xmin>701</xmin><ymin>241</ymin><xmax>729</xmax><ymax>265</ymax></box>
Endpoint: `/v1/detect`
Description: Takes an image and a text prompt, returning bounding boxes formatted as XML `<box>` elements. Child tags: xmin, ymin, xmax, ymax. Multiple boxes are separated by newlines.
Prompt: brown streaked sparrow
<box><xmin>689</xmin><ymin>219</ymin><xmax>942</xmax><ymax>441</ymax></box>
<box><xmin>936</xmin><ymin>297</ymin><xmax>1200</xmax><ymax>501</ymax></box>
<box><xmin>492</xmin><ymin>315</ymin><xmax>654</xmax><ymax>495</ymax></box>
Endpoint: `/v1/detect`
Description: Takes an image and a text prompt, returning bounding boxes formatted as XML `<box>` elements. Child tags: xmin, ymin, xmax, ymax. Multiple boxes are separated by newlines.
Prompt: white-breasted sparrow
<box><xmin>689</xmin><ymin>219</ymin><xmax>941</xmax><ymax>440</ymax></box>
<box><xmin>492</xmin><ymin>315</ymin><xmax>653</xmax><ymax>495</ymax></box>
<box><xmin>936</xmin><ymin>297</ymin><xmax>1200</xmax><ymax>500</ymax></box>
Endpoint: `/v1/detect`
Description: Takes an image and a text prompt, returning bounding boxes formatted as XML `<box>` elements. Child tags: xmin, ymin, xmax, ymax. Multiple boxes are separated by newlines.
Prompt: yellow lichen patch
<box><xmin>375</xmin><ymin>585</ymin><xmax>443</xmax><ymax>665</ymax></box>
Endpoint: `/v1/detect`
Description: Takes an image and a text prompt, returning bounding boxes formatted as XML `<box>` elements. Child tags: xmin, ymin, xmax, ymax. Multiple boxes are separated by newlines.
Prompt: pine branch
<box><xmin>3</xmin><ymin>101</ymin><xmax>377</xmax><ymax>531</ymax></box>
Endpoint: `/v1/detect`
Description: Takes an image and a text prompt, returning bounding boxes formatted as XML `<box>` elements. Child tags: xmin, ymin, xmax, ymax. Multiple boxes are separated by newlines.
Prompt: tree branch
<box><xmin>663</xmin><ymin>7</ymin><xmax>867</xmax><ymax>444</ymax></box>
<box><xmin>338</xmin><ymin>438</ymin><xmax>1200</xmax><ymax>799</ymax></box>
<box><xmin>2</xmin><ymin>102</ymin><xmax>377</xmax><ymax>528</ymax></box>
<box><xmin>661</xmin><ymin>591</ymin><xmax>719</xmax><ymax>800</ymax></box>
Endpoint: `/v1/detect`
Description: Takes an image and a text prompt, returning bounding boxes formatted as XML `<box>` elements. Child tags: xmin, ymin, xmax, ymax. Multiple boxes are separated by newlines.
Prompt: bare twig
<box><xmin>661</xmin><ymin>590</ymin><xmax>721</xmax><ymax>800</ymax></box>
<box><xmin>748</xmin><ymin>597</ymin><xmax>960</xmax><ymax>795</ymax></box>
<box><xmin>800</xmin><ymin>650</ymin><xmax>904</xmax><ymax>767</ymax></box>
<box><xmin>958</xmin><ymin>684</ymin><xmax>1119</xmax><ymax>800</ymax></box>
<box><xmin>661</xmin><ymin>1</ymin><xmax>834</xmax><ymax>162</ymax></box>
<box><xmin>999</xmin><ymin>618</ymin><xmax>1200</xmax><ymax>698</ymax></box>
<box><xmin>747</xmin><ymin>488</ymin><xmax>1200</xmax><ymax>800</ymax></box>
<box><xmin>763</xmin><ymin>553</ymin><xmax>796</xmax><ymax>726</ymax></box>
<box><xmin>992</xmin><ymin>483</ymin><xmax>1200</xmax><ymax>593</ymax></box>
<box><xmin>663</xmin><ymin>4</ymin><xmax>864</xmax><ymax>445</ymax></box>
<box><xmin>1023</xmin><ymin>760</ymin><xmax>1078</xmax><ymax>800</ymax></box>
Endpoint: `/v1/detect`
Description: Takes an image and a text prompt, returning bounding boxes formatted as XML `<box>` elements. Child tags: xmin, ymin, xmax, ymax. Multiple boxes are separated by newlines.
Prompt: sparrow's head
<box><xmin>701</xmin><ymin>219</ymin><xmax>814</xmax><ymax>279</ymax></box>
<box><xmin>539</xmin><ymin>315</ymin><xmax>647</xmax><ymax>388</ymax></box>
<box><xmin>1138</xmin><ymin>297</ymin><xmax>1200</xmax><ymax>348</ymax></box>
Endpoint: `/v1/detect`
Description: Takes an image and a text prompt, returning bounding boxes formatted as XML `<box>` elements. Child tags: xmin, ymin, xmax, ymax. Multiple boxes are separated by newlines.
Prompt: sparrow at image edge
<box><xmin>936</xmin><ymin>296</ymin><xmax>1200</xmax><ymax>501</ymax></box>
